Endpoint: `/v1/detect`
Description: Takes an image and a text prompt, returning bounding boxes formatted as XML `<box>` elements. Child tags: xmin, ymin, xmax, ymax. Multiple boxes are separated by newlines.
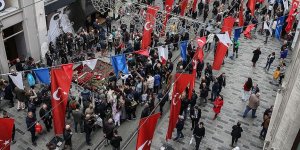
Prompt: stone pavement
<box><xmin>151</xmin><ymin>33</ymin><xmax>292</xmax><ymax>150</ymax></box>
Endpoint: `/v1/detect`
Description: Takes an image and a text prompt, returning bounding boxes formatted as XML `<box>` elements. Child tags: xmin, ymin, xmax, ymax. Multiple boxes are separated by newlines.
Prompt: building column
<box><xmin>0</xmin><ymin>34</ymin><xmax>9</xmax><ymax>74</ymax></box>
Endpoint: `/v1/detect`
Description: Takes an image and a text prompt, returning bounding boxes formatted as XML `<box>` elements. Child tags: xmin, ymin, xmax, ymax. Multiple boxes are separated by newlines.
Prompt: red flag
<box><xmin>243</xmin><ymin>24</ymin><xmax>255</xmax><ymax>39</ymax></box>
<box><xmin>136</xmin><ymin>113</ymin><xmax>161</xmax><ymax>150</ymax></box>
<box><xmin>0</xmin><ymin>118</ymin><xmax>14</xmax><ymax>150</ymax></box>
<box><xmin>134</xmin><ymin>49</ymin><xmax>150</xmax><ymax>57</ymax></box>
<box><xmin>286</xmin><ymin>0</ymin><xmax>299</xmax><ymax>32</ymax></box>
<box><xmin>197</xmin><ymin>47</ymin><xmax>204</xmax><ymax>62</ymax></box>
<box><xmin>180</xmin><ymin>0</ymin><xmax>188</xmax><ymax>16</ymax></box>
<box><xmin>141</xmin><ymin>6</ymin><xmax>159</xmax><ymax>49</ymax></box>
<box><xmin>166</xmin><ymin>73</ymin><xmax>193</xmax><ymax>140</ymax></box>
<box><xmin>221</xmin><ymin>16</ymin><xmax>235</xmax><ymax>36</ymax></box>
<box><xmin>196</xmin><ymin>37</ymin><xmax>206</xmax><ymax>49</ymax></box>
<box><xmin>257</xmin><ymin>0</ymin><xmax>264</xmax><ymax>3</ymax></box>
<box><xmin>248</xmin><ymin>0</ymin><xmax>256</xmax><ymax>16</ymax></box>
<box><xmin>192</xmin><ymin>0</ymin><xmax>198</xmax><ymax>12</ymax></box>
<box><xmin>239</xmin><ymin>1</ymin><xmax>244</xmax><ymax>27</ymax></box>
<box><xmin>51</xmin><ymin>64</ymin><xmax>73</xmax><ymax>135</ymax></box>
<box><xmin>212</xmin><ymin>42</ymin><xmax>228</xmax><ymax>70</ymax></box>
<box><xmin>161</xmin><ymin>0</ymin><xmax>174</xmax><ymax>34</ymax></box>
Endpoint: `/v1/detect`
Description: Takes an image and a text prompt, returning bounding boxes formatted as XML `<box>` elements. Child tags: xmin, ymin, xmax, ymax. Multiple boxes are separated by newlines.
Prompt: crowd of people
<box><xmin>0</xmin><ymin>0</ymin><xmax>297</xmax><ymax>150</ymax></box>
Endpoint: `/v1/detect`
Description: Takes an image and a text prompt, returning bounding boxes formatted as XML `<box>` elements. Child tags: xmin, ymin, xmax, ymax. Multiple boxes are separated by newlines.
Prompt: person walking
<box><xmin>141</xmin><ymin>103</ymin><xmax>150</xmax><ymax>118</ymax></box>
<box><xmin>3</xmin><ymin>81</ymin><xmax>14</xmax><ymax>108</ymax></box>
<box><xmin>193</xmin><ymin>122</ymin><xmax>205</xmax><ymax>150</ymax></box>
<box><xmin>26</xmin><ymin>112</ymin><xmax>37</xmax><ymax>146</ymax></box>
<box><xmin>84</xmin><ymin>114</ymin><xmax>95</xmax><ymax>146</ymax></box>
<box><xmin>271</xmin><ymin>67</ymin><xmax>280</xmax><ymax>85</ymax></box>
<box><xmin>199</xmin><ymin>82</ymin><xmax>209</xmax><ymax>104</ymax></box>
<box><xmin>264</xmin><ymin>52</ymin><xmax>275</xmax><ymax>71</ymax></box>
<box><xmin>251</xmin><ymin>83</ymin><xmax>260</xmax><ymax>94</ymax></box>
<box><xmin>39</xmin><ymin>104</ymin><xmax>52</xmax><ymax>132</ymax></box>
<box><xmin>231</xmin><ymin>122</ymin><xmax>243</xmax><ymax>147</ymax></box>
<box><xmin>63</xmin><ymin>124</ymin><xmax>73</xmax><ymax>149</ymax></box>
<box><xmin>243</xmin><ymin>93</ymin><xmax>260</xmax><ymax>118</ymax></box>
<box><xmin>103</xmin><ymin>118</ymin><xmax>115</xmax><ymax>146</ymax></box>
<box><xmin>252</xmin><ymin>48</ymin><xmax>262</xmax><ymax>67</ymax></box>
<box><xmin>190</xmin><ymin>106</ymin><xmax>201</xmax><ymax>130</ymax></box>
<box><xmin>242</xmin><ymin>78</ymin><xmax>253</xmax><ymax>101</ymax></box>
<box><xmin>260</xmin><ymin>114</ymin><xmax>270</xmax><ymax>139</ymax></box>
<box><xmin>174</xmin><ymin>115</ymin><xmax>185</xmax><ymax>141</ymax></box>
<box><xmin>209</xmin><ymin>80</ymin><xmax>219</xmax><ymax>101</ymax></box>
<box><xmin>279</xmin><ymin>63</ymin><xmax>286</xmax><ymax>85</ymax></box>
<box><xmin>216</xmin><ymin>73</ymin><xmax>226</xmax><ymax>94</ymax></box>
<box><xmin>110</xmin><ymin>130</ymin><xmax>122</xmax><ymax>150</ymax></box>
<box><xmin>213</xmin><ymin>95</ymin><xmax>224</xmax><ymax>120</ymax></box>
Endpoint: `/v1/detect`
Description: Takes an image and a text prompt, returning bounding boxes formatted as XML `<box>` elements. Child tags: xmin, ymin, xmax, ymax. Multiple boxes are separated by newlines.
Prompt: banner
<box><xmin>192</xmin><ymin>0</ymin><xmax>198</xmax><ymax>12</ymax></box>
<box><xmin>162</xmin><ymin>0</ymin><xmax>174</xmax><ymax>34</ymax></box>
<box><xmin>166</xmin><ymin>73</ymin><xmax>194</xmax><ymax>140</ymax></box>
<box><xmin>243</xmin><ymin>24</ymin><xmax>255</xmax><ymax>38</ymax></box>
<box><xmin>83</xmin><ymin>59</ymin><xmax>98</xmax><ymax>70</ymax></box>
<box><xmin>275</xmin><ymin>16</ymin><xmax>286</xmax><ymax>39</ymax></box>
<box><xmin>111</xmin><ymin>54</ymin><xmax>129</xmax><ymax>76</ymax></box>
<box><xmin>196</xmin><ymin>37</ymin><xmax>206</xmax><ymax>49</ymax></box>
<box><xmin>136</xmin><ymin>113</ymin><xmax>161</xmax><ymax>150</ymax></box>
<box><xmin>180</xmin><ymin>41</ymin><xmax>188</xmax><ymax>61</ymax></box>
<box><xmin>234</xmin><ymin>28</ymin><xmax>242</xmax><ymax>41</ymax></box>
<box><xmin>212</xmin><ymin>42</ymin><xmax>228</xmax><ymax>70</ymax></box>
<box><xmin>0</xmin><ymin>118</ymin><xmax>14</xmax><ymax>150</ymax></box>
<box><xmin>141</xmin><ymin>6</ymin><xmax>159</xmax><ymax>49</ymax></box>
<box><xmin>158</xmin><ymin>46</ymin><xmax>169</xmax><ymax>64</ymax></box>
<box><xmin>285</xmin><ymin>0</ymin><xmax>299</xmax><ymax>32</ymax></box>
<box><xmin>134</xmin><ymin>49</ymin><xmax>150</xmax><ymax>57</ymax></box>
<box><xmin>248</xmin><ymin>0</ymin><xmax>255</xmax><ymax>16</ymax></box>
<box><xmin>8</xmin><ymin>72</ymin><xmax>23</xmax><ymax>90</ymax></box>
<box><xmin>180</xmin><ymin>0</ymin><xmax>188</xmax><ymax>16</ymax></box>
<box><xmin>221</xmin><ymin>16</ymin><xmax>235</xmax><ymax>36</ymax></box>
<box><xmin>33</xmin><ymin>68</ymin><xmax>50</xmax><ymax>85</ymax></box>
<box><xmin>239</xmin><ymin>1</ymin><xmax>244</xmax><ymax>27</ymax></box>
<box><xmin>51</xmin><ymin>64</ymin><xmax>73</xmax><ymax>135</ymax></box>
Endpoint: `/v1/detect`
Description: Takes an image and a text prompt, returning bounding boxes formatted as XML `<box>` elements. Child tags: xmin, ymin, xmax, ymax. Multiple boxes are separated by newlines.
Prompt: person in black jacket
<box><xmin>180</xmin><ymin>96</ymin><xmax>189</xmax><ymax>119</ymax></box>
<box><xmin>200</xmin><ymin>83</ymin><xmax>209</xmax><ymax>104</ymax></box>
<box><xmin>217</xmin><ymin>73</ymin><xmax>226</xmax><ymax>94</ymax></box>
<box><xmin>157</xmin><ymin>90</ymin><xmax>168</xmax><ymax>115</ymax></box>
<box><xmin>198</xmin><ymin>0</ymin><xmax>204</xmax><ymax>16</ymax></box>
<box><xmin>110</xmin><ymin>130</ymin><xmax>122</xmax><ymax>150</ymax></box>
<box><xmin>141</xmin><ymin>103</ymin><xmax>150</xmax><ymax>118</ymax></box>
<box><xmin>209</xmin><ymin>80</ymin><xmax>220</xmax><ymax>101</ymax></box>
<box><xmin>3</xmin><ymin>81</ymin><xmax>14</xmax><ymax>108</ymax></box>
<box><xmin>190</xmin><ymin>90</ymin><xmax>198</xmax><ymax>108</ymax></box>
<box><xmin>39</xmin><ymin>104</ymin><xmax>52</xmax><ymax>132</ymax></box>
<box><xmin>84</xmin><ymin>114</ymin><xmax>95</xmax><ymax>146</ymax></box>
<box><xmin>174</xmin><ymin>116</ymin><xmax>185</xmax><ymax>141</ymax></box>
<box><xmin>190</xmin><ymin>106</ymin><xmax>201</xmax><ymax>130</ymax></box>
<box><xmin>231</xmin><ymin>122</ymin><xmax>243</xmax><ymax>147</ymax></box>
<box><xmin>193</xmin><ymin>122</ymin><xmax>205</xmax><ymax>150</ymax></box>
<box><xmin>26</xmin><ymin>112</ymin><xmax>37</xmax><ymax>146</ymax></box>
<box><xmin>63</xmin><ymin>124</ymin><xmax>72</xmax><ymax>149</ymax></box>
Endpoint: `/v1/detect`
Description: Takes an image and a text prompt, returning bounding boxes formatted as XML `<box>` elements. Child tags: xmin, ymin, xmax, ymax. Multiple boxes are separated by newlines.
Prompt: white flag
<box><xmin>158</xmin><ymin>46</ymin><xmax>168</xmax><ymax>63</ymax></box>
<box><xmin>283</xmin><ymin>0</ymin><xmax>289</xmax><ymax>12</ymax></box>
<box><xmin>83</xmin><ymin>59</ymin><xmax>98</xmax><ymax>70</ymax></box>
<box><xmin>9</xmin><ymin>72</ymin><xmax>24</xmax><ymax>90</ymax></box>
<box><xmin>216</xmin><ymin>32</ymin><xmax>232</xmax><ymax>47</ymax></box>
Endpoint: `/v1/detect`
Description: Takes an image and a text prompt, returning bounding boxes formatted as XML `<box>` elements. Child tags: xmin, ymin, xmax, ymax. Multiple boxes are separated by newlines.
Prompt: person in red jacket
<box><xmin>213</xmin><ymin>95</ymin><xmax>224</xmax><ymax>120</ymax></box>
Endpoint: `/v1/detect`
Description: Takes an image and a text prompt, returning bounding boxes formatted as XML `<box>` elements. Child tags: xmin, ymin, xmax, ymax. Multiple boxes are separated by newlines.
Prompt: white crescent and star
<box><xmin>137</xmin><ymin>140</ymin><xmax>152</xmax><ymax>150</ymax></box>
<box><xmin>52</xmin><ymin>87</ymin><xmax>67</xmax><ymax>101</ymax></box>
<box><xmin>192</xmin><ymin>59</ymin><xmax>198</xmax><ymax>69</ymax></box>
<box><xmin>144</xmin><ymin>22</ymin><xmax>153</xmax><ymax>31</ymax></box>
<box><xmin>172</xmin><ymin>93</ymin><xmax>179</xmax><ymax>106</ymax></box>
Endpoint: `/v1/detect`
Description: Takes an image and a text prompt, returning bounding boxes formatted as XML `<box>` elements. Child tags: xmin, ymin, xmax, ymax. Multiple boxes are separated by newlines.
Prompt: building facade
<box><xmin>0</xmin><ymin>0</ymin><xmax>48</xmax><ymax>74</ymax></box>
<box><xmin>263</xmin><ymin>30</ymin><xmax>300</xmax><ymax>150</ymax></box>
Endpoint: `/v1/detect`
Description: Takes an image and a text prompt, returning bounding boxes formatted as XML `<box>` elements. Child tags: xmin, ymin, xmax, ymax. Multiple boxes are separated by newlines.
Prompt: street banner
<box><xmin>111</xmin><ymin>54</ymin><xmax>129</xmax><ymax>76</ymax></box>
<box><xmin>180</xmin><ymin>0</ymin><xmax>188</xmax><ymax>16</ymax></box>
<box><xmin>141</xmin><ymin>6</ymin><xmax>159</xmax><ymax>49</ymax></box>
<box><xmin>51</xmin><ymin>64</ymin><xmax>73</xmax><ymax>135</ymax></box>
<box><xmin>158</xmin><ymin>46</ymin><xmax>169</xmax><ymax>64</ymax></box>
<box><xmin>275</xmin><ymin>16</ymin><xmax>286</xmax><ymax>39</ymax></box>
<box><xmin>248</xmin><ymin>0</ymin><xmax>255</xmax><ymax>16</ymax></box>
<box><xmin>239</xmin><ymin>1</ymin><xmax>244</xmax><ymax>27</ymax></box>
<box><xmin>136</xmin><ymin>113</ymin><xmax>161</xmax><ymax>150</ymax></box>
<box><xmin>286</xmin><ymin>0</ymin><xmax>299</xmax><ymax>32</ymax></box>
<box><xmin>33</xmin><ymin>68</ymin><xmax>50</xmax><ymax>85</ymax></box>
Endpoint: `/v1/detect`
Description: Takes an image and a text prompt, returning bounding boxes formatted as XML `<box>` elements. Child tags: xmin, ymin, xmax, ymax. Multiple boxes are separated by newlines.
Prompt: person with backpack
<box><xmin>231</xmin><ymin>122</ymin><xmax>243</xmax><ymax>147</ymax></box>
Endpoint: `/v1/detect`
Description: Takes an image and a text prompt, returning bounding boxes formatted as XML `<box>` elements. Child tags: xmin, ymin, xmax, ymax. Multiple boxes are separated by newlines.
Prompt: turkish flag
<box><xmin>248</xmin><ymin>0</ymin><xmax>256</xmax><ymax>16</ymax></box>
<box><xmin>51</xmin><ymin>64</ymin><xmax>73</xmax><ymax>135</ymax></box>
<box><xmin>166</xmin><ymin>73</ymin><xmax>194</xmax><ymax>140</ymax></box>
<box><xmin>141</xmin><ymin>6</ymin><xmax>159</xmax><ymax>49</ymax></box>
<box><xmin>286</xmin><ymin>0</ymin><xmax>299</xmax><ymax>32</ymax></box>
<box><xmin>161</xmin><ymin>0</ymin><xmax>174</xmax><ymax>34</ymax></box>
<box><xmin>212</xmin><ymin>42</ymin><xmax>228</xmax><ymax>70</ymax></box>
<box><xmin>192</xmin><ymin>0</ymin><xmax>198</xmax><ymax>12</ymax></box>
<box><xmin>243</xmin><ymin>24</ymin><xmax>255</xmax><ymax>38</ymax></box>
<box><xmin>0</xmin><ymin>118</ymin><xmax>14</xmax><ymax>150</ymax></box>
<box><xmin>134</xmin><ymin>49</ymin><xmax>150</xmax><ymax>57</ymax></box>
<box><xmin>221</xmin><ymin>16</ymin><xmax>235</xmax><ymax>36</ymax></box>
<box><xmin>136</xmin><ymin>113</ymin><xmax>161</xmax><ymax>150</ymax></box>
<box><xmin>180</xmin><ymin>0</ymin><xmax>188</xmax><ymax>16</ymax></box>
<box><xmin>196</xmin><ymin>36</ymin><xmax>207</xmax><ymax>49</ymax></box>
<box><xmin>239</xmin><ymin>1</ymin><xmax>244</xmax><ymax>27</ymax></box>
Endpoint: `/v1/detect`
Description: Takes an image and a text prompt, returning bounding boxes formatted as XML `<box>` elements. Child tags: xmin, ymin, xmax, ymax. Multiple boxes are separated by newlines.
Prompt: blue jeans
<box><xmin>243</xmin><ymin>106</ymin><xmax>256</xmax><ymax>117</ymax></box>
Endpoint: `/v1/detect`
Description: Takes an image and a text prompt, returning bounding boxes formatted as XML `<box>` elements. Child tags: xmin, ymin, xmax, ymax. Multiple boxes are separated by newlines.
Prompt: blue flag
<box><xmin>180</xmin><ymin>41</ymin><xmax>188</xmax><ymax>61</ymax></box>
<box><xmin>111</xmin><ymin>54</ymin><xmax>129</xmax><ymax>76</ymax></box>
<box><xmin>33</xmin><ymin>68</ymin><xmax>50</xmax><ymax>85</ymax></box>
<box><xmin>234</xmin><ymin>28</ymin><xmax>242</xmax><ymax>41</ymax></box>
<box><xmin>275</xmin><ymin>16</ymin><xmax>285</xmax><ymax>39</ymax></box>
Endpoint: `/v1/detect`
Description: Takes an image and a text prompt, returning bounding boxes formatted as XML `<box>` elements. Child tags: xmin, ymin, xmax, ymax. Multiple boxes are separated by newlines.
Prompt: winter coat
<box><xmin>248</xmin><ymin>94</ymin><xmax>260</xmax><ymax>109</ymax></box>
<box><xmin>231</xmin><ymin>125</ymin><xmax>243</xmax><ymax>138</ymax></box>
<box><xmin>252</xmin><ymin>49</ymin><xmax>262</xmax><ymax>63</ymax></box>
<box><xmin>213</xmin><ymin>98</ymin><xmax>223</xmax><ymax>114</ymax></box>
